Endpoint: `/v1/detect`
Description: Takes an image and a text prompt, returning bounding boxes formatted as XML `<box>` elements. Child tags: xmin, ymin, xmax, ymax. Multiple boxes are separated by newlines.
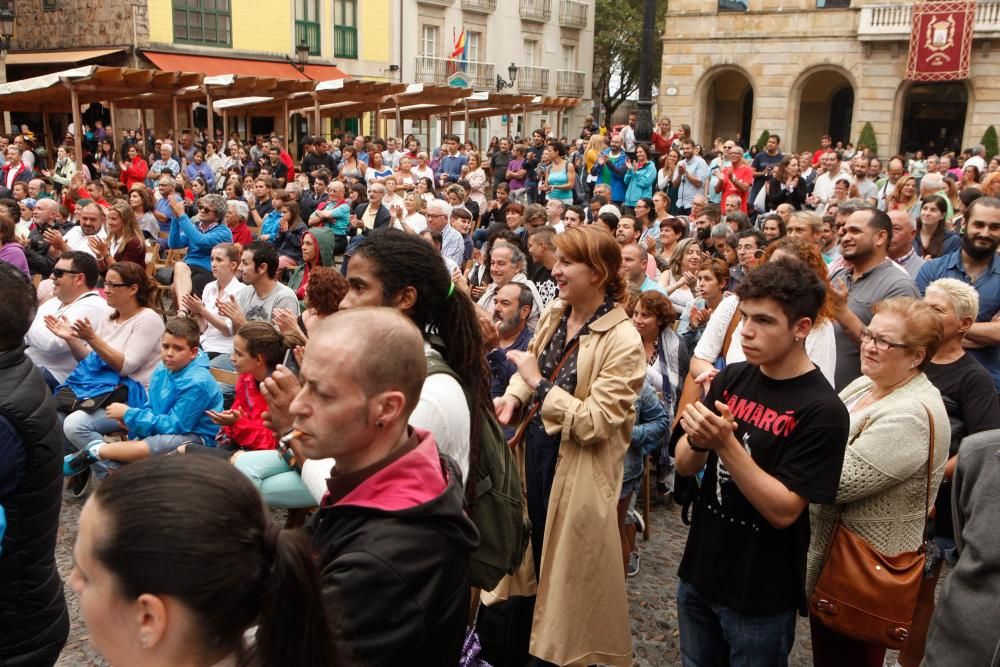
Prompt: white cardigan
<box><xmin>805</xmin><ymin>373</ymin><xmax>950</xmax><ymax>593</ymax></box>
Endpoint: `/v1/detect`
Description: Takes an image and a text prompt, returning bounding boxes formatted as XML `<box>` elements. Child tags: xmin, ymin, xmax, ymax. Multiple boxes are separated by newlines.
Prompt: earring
<box><xmin>140</xmin><ymin>635</ymin><xmax>151</xmax><ymax>649</ymax></box>
<box><xmin>376</xmin><ymin>420</ymin><xmax>384</xmax><ymax>428</ymax></box>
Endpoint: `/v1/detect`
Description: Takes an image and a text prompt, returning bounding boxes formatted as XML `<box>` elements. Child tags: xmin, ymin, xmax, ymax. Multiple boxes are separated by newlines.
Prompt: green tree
<box><xmin>592</xmin><ymin>0</ymin><xmax>666</xmax><ymax>125</ymax></box>
<box><xmin>755</xmin><ymin>130</ymin><xmax>771</xmax><ymax>152</ymax></box>
<box><xmin>857</xmin><ymin>122</ymin><xmax>878</xmax><ymax>157</ymax></box>
<box><xmin>981</xmin><ymin>125</ymin><xmax>999</xmax><ymax>159</ymax></box>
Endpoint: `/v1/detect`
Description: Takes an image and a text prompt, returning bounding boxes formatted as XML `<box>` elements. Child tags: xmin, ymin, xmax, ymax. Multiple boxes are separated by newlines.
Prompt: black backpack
<box><xmin>427</xmin><ymin>356</ymin><xmax>530</xmax><ymax>591</ymax></box>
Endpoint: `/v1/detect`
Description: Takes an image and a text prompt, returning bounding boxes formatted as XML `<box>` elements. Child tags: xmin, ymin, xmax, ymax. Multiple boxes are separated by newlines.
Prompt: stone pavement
<box><xmin>54</xmin><ymin>489</ymin><xmax>821</xmax><ymax>666</ymax></box>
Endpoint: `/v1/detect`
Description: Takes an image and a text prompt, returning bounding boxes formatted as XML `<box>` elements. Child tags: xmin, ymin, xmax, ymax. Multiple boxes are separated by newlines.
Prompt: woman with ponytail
<box><xmin>239</xmin><ymin>228</ymin><xmax>490</xmax><ymax>508</ymax></box>
<box><xmin>69</xmin><ymin>455</ymin><xmax>349</xmax><ymax>667</ymax></box>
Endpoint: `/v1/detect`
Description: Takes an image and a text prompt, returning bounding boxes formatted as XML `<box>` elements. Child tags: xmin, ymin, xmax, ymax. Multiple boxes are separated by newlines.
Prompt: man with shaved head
<box><xmin>290</xmin><ymin>308</ymin><xmax>478</xmax><ymax>666</ymax></box>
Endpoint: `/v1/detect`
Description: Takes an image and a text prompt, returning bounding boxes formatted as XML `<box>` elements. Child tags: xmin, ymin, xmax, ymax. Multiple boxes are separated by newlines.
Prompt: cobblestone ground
<box><xmin>54</xmin><ymin>489</ymin><xmax>823</xmax><ymax>666</ymax></box>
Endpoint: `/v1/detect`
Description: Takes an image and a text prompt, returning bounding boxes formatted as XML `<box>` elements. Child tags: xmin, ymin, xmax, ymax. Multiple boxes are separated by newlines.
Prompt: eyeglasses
<box><xmin>198</xmin><ymin>206</ymin><xmax>212</xmax><ymax>213</ymax></box>
<box><xmin>104</xmin><ymin>281</ymin><xmax>130</xmax><ymax>290</ymax></box>
<box><xmin>860</xmin><ymin>328</ymin><xmax>908</xmax><ymax>352</ymax></box>
<box><xmin>51</xmin><ymin>268</ymin><xmax>82</xmax><ymax>279</ymax></box>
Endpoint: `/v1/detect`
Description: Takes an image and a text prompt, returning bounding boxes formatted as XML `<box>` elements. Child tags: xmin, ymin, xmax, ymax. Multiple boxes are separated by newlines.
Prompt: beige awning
<box><xmin>4</xmin><ymin>48</ymin><xmax>125</xmax><ymax>66</ymax></box>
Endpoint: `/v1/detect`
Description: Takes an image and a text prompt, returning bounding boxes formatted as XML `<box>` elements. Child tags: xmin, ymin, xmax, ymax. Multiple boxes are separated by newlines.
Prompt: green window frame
<box><xmin>172</xmin><ymin>0</ymin><xmax>232</xmax><ymax>47</ymax></box>
<box><xmin>334</xmin><ymin>0</ymin><xmax>358</xmax><ymax>59</ymax></box>
<box><xmin>295</xmin><ymin>0</ymin><xmax>321</xmax><ymax>55</ymax></box>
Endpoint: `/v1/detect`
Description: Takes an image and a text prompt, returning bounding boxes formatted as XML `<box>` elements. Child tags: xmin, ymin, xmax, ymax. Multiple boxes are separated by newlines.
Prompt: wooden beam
<box><xmin>222</xmin><ymin>110</ymin><xmax>229</xmax><ymax>147</ymax></box>
<box><xmin>109</xmin><ymin>100</ymin><xmax>119</xmax><ymax>155</ymax></box>
<box><xmin>206</xmin><ymin>90</ymin><xmax>215</xmax><ymax>146</ymax></box>
<box><xmin>42</xmin><ymin>109</ymin><xmax>55</xmax><ymax>173</ymax></box>
<box><xmin>283</xmin><ymin>98</ymin><xmax>290</xmax><ymax>144</ymax></box>
<box><xmin>313</xmin><ymin>96</ymin><xmax>321</xmax><ymax>139</ymax></box>
<box><xmin>171</xmin><ymin>96</ymin><xmax>180</xmax><ymax>159</ymax></box>
<box><xmin>70</xmin><ymin>87</ymin><xmax>83</xmax><ymax>174</ymax></box>
<box><xmin>140</xmin><ymin>108</ymin><xmax>148</xmax><ymax>158</ymax></box>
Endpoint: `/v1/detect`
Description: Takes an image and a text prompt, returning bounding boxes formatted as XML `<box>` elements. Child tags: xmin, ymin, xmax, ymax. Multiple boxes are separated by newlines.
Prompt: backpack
<box><xmin>427</xmin><ymin>356</ymin><xmax>530</xmax><ymax>591</ymax></box>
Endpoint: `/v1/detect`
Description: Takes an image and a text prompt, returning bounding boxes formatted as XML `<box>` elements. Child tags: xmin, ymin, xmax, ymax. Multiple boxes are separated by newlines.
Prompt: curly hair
<box><xmin>757</xmin><ymin>235</ymin><xmax>833</xmax><ymax>324</ymax></box>
<box><xmin>306</xmin><ymin>267</ymin><xmax>348</xmax><ymax>316</ymax></box>
<box><xmin>636</xmin><ymin>290</ymin><xmax>676</xmax><ymax>330</ymax></box>
<box><xmin>735</xmin><ymin>257</ymin><xmax>826</xmax><ymax>327</ymax></box>
<box><xmin>871</xmin><ymin>297</ymin><xmax>944</xmax><ymax>370</ymax></box>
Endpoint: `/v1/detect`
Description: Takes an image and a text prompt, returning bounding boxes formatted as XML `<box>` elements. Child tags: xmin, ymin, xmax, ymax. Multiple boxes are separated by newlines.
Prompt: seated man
<box><xmin>291</xmin><ymin>308</ymin><xmax>478</xmax><ymax>665</ymax></box>
<box><xmin>24</xmin><ymin>252</ymin><xmax>111</xmax><ymax>390</ymax></box>
<box><xmin>62</xmin><ymin>318</ymin><xmax>222</xmax><ymax>478</ymax></box>
<box><xmin>167</xmin><ymin>192</ymin><xmax>233</xmax><ymax>311</ymax></box>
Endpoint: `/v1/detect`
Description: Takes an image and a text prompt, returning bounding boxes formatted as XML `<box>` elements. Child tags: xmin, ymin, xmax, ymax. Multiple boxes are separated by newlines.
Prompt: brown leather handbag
<box><xmin>808</xmin><ymin>405</ymin><xmax>936</xmax><ymax>650</ymax></box>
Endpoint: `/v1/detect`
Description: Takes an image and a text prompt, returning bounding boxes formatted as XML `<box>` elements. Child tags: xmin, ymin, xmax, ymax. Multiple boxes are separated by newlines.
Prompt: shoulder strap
<box><xmin>921</xmin><ymin>403</ymin><xmax>936</xmax><ymax>519</ymax></box>
<box><xmin>720</xmin><ymin>304</ymin><xmax>742</xmax><ymax>359</ymax></box>
<box><xmin>507</xmin><ymin>339</ymin><xmax>581</xmax><ymax>449</ymax></box>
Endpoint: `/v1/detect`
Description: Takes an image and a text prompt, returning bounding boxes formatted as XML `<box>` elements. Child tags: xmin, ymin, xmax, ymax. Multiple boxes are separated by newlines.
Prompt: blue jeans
<box><xmin>676</xmin><ymin>578</ymin><xmax>796</xmax><ymax>667</ymax></box>
<box><xmin>233</xmin><ymin>450</ymin><xmax>317</xmax><ymax>508</ymax></box>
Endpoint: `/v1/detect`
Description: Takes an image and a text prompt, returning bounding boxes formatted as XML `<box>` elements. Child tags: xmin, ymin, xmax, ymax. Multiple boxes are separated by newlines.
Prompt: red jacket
<box><xmin>223</xmin><ymin>373</ymin><xmax>276</xmax><ymax>451</ymax></box>
<box><xmin>119</xmin><ymin>156</ymin><xmax>149</xmax><ymax>190</ymax></box>
<box><xmin>229</xmin><ymin>221</ymin><xmax>254</xmax><ymax>247</ymax></box>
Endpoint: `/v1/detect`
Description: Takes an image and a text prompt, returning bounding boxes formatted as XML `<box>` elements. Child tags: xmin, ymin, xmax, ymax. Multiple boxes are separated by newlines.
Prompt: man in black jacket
<box><xmin>289</xmin><ymin>307</ymin><xmax>478</xmax><ymax>666</ymax></box>
<box><xmin>341</xmin><ymin>184</ymin><xmax>392</xmax><ymax>275</ymax></box>
<box><xmin>0</xmin><ymin>262</ymin><xmax>69</xmax><ymax>666</ymax></box>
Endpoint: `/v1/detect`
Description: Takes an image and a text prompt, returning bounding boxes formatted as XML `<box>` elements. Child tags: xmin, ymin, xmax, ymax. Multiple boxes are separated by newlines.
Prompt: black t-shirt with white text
<box><xmin>678</xmin><ymin>362</ymin><xmax>848</xmax><ymax>615</ymax></box>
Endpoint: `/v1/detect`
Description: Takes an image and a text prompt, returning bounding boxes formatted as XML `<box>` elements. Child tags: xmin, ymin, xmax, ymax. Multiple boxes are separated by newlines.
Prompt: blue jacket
<box><xmin>122</xmin><ymin>352</ymin><xmax>222</xmax><ymax>441</ymax></box>
<box><xmin>439</xmin><ymin>154</ymin><xmax>468</xmax><ymax>185</ymax></box>
<box><xmin>624</xmin><ymin>162</ymin><xmax>656</xmax><ymax>207</ymax></box>
<box><xmin>259</xmin><ymin>208</ymin><xmax>283</xmax><ymax>240</ymax></box>
<box><xmin>168</xmin><ymin>214</ymin><xmax>233</xmax><ymax>271</ymax></box>
<box><xmin>624</xmin><ymin>381</ymin><xmax>670</xmax><ymax>484</ymax></box>
<box><xmin>591</xmin><ymin>149</ymin><xmax>627</xmax><ymax>203</ymax></box>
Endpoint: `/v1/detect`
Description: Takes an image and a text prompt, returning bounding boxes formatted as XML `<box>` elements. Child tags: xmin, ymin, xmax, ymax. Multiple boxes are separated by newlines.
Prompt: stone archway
<box><xmin>696</xmin><ymin>66</ymin><xmax>756</xmax><ymax>148</ymax></box>
<box><xmin>788</xmin><ymin>65</ymin><xmax>857</xmax><ymax>152</ymax></box>
<box><xmin>898</xmin><ymin>83</ymin><xmax>969</xmax><ymax>155</ymax></box>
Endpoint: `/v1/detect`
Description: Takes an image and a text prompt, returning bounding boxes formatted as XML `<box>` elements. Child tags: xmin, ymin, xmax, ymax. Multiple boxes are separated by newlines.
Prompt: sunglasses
<box><xmin>51</xmin><ymin>268</ymin><xmax>83</xmax><ymax>279</ymax></box>
<box><xmin>198</xmin><ymin>206</ymin><xmax>212</xmax><ymax>212</ymax></box>
<box><xmin>104</xmin><ymin>281</ymin><xmax>130</xmax><ymax>290</ymax></box>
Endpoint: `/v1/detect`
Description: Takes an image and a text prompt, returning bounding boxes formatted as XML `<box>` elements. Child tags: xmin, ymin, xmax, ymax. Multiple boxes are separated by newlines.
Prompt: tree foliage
<box><xmin>755</xmin><ymin>130</ymin><xmax>771</xmax><ymax>152</ymax></box>
<box><xmin>981</xmin><ymin>125</ymin><xmax>999</xmax><ymax>160</ymax></box>
<box><xmin>857</xmin><ymin>122</ymin><xmax>878</xmax><ymax>157</ymax></box>
<box><xmin>592</xmin><ymin>0</ymin><xmax>666</xmax><ymax>124</ymax></box>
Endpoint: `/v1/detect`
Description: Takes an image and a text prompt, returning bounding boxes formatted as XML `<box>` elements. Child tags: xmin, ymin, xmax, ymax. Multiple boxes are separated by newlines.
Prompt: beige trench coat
<box><xmin>484</xmin><ymin>300</ymin><xmax>645</xmax><ymax>666</ymax></box>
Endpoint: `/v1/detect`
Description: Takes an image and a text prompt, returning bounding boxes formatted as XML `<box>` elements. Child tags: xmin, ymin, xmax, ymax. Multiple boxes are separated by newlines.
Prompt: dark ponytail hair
<box><xmin>107</xmin><ymin>261</ymin><xmax>158</xmax><ymax>320</ymax></box>
<box><xmin>354</xmin><ymin>229</ymin><xmax>490</xmax><ymax>504</ymax></box>
<box><xmin>237</xmin><ymin>321</ymin><xmax>305</xmax><ymax>370</ymax></box>
<box><xmin>91</xmin><ymin>456</ymin><xmax>349</xmax><ymax>667</ymax></box>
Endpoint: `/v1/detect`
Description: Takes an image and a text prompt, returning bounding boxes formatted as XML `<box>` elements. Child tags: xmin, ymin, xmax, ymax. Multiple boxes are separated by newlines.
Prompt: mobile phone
<box><xmin>282</xmin><ymin>348</ymin><xmax>301</xmax><ymax>377</ymax></box>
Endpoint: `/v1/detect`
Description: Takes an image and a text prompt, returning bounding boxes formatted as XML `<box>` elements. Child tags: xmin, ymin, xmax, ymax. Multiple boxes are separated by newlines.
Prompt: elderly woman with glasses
<box><xmin>167</xmin><ymin>193</ymin><xmax>234</xmax><ymax>316</ymax></box>
<box><xmin>806</xmin><ymin>297</ymin><xmax>949</xmax><ymax>666</ymax></box>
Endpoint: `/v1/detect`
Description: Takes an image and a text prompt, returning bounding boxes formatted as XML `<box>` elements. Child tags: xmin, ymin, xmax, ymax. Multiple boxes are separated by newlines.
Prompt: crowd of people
<box><xmin>1</xmin><ymin>114</ymin><xmax>999</xmax><ymax>667</ymax></box>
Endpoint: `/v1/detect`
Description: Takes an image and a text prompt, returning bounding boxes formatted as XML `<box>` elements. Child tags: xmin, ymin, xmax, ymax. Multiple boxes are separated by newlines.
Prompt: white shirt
<box><xmin>693</xmin><ymin>294</ymin><xmax>837</xmax><ymax>387</ymax></box>
<box><xmin>200</xmin><ymin>279</ymin><xmax>252</xmax><ymax>354</ymax></box>
<box><xmin>965</xmin><ymin>155</ymin><xmax>987</xmax><ymax>173</ymax></box>
<box><xmin>25</xmin><ymin>291</ymin><xmax>113</xmax><ymax>383</ymax></box>
<box><xmin>412</xmin><ymin>165</ymin><xmax>435</xmax><ymax>182</ymax></box>
<box><xmin>403</xmin><ymin>212</ymin><xmax>427</xmax><ymax>234</ymax></box>
<box><xmin>620</xmin><ymin>124</ymin><xmax>637</xmax><ymax>152</ymax></box>
<box><xmin>62</xmin><ymin>226</ymin><xmax>107</xmax><ymax>256</ymax></box>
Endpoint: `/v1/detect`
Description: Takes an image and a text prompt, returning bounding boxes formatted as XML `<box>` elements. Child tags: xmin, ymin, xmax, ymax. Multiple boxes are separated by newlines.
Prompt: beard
<box><xmin>962</xmin><ymin>233</ymin><xmax>999</xmax><ymax>261</ymax></box>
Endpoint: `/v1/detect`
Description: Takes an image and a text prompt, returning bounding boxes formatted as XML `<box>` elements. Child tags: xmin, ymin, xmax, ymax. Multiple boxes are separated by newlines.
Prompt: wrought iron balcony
<box><xmin>558</xmin><ymin>0</ymin><xmax>588</xmax><ymax>29</ymax></box>
<box><xmin>518</xmin><ymin>65</ymin><xmax>550</xmax><ymax>95</ymax></box>
<box><xmin>556</xmin><ymin>70</ymin><xmax>585</xmax><ymax>97</ymax></box>
<box><xmin>414</xmin><ymin>56</ymin><xmax>496</xmax><ymax>90</ymax></box>
<box><xmin>520</xmin><ymin>0</ymin><xmax>552</xmax><ymax>22</ymax></box>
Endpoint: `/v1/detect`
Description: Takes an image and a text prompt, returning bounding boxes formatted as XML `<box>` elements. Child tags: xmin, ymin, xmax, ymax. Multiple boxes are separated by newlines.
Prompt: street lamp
<box><xmin>293</xmin><ymin>39</ymin><xmax>310</xmax><ymax>72</ymax></box>
<box><xmin>496</xmin><ymin>62</ymin><xmax>518</xmax><ymax>93</ymax></box>
<box><xmin>634</xmin><ymin>0</ymin><xmax>657</xmax><ymax>162</ymax></box>
<box><xmin>0</xmin><ymin>2</ymin><xmax>15</xmax><ymax>55</ymax></box>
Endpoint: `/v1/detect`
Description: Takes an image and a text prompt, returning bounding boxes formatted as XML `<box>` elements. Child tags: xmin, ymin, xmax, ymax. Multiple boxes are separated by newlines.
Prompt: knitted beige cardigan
<box><xmin>806</xmin><ymin>372</ymin><xmax>950</xmax><ymax>594</ymax></box>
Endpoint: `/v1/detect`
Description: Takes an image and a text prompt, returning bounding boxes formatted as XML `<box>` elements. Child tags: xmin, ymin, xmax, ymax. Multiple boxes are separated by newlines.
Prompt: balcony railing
<box><xmin>518</xmin><ymin>65</ymin><xmax>549</xmax><ymax>94</ymax></box>
<box><xmin>520</xmin><ymin>0</ymin><xmax>552</xmax><ymax>22</ymax></box>
<box><xmin>859</xmin><ymin>1</ymin><xmax>1000</xmax><ymax>40</ymax></box>
<box><xmin>555</xmin><ymin>70</ymin><xmax>585</xmax><ymax>97</ymax></box>
<box><xmin>414</xmin><ymin>56</ymin><xmax>496</xmax><ymax>90</ymax></box>
<box><xmin>461</xmin><ymin>0</ymin><xmax>497</xmax><ymax>13</ymax></box>
<box><xmin>558</xmin><ymin>0</ymin><xmax>588</xmax><ymax>28</ymax></box>
<box><xmin>334</xmin><ymin>25</ymin><xmax>357</xmax><ymax>59</ymax></box>
<box><xmin>295</xmin><ymin>20</ymin><xmax>321</xmax><ymax>56</ymax></box>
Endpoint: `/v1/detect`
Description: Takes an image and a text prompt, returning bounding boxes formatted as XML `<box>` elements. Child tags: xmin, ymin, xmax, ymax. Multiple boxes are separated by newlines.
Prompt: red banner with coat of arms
<box><xmin>905</xmin><ymin>0</ymin><xmax>977</xmax><ymax>81</ymax></box>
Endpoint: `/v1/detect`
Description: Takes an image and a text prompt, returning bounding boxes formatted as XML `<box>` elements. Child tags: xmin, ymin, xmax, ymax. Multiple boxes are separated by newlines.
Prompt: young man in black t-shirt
<box><xmin>675</xmin><ymin>259</ymin><xmax>849</xmax><ymax>665</ymax></box>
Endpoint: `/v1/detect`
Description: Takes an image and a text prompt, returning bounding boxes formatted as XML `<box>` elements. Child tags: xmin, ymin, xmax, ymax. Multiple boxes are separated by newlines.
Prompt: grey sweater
<box><xmin>924</xmin><ymin>429</ymin><xmax>1000</xmax><ymax>667</ymax></box>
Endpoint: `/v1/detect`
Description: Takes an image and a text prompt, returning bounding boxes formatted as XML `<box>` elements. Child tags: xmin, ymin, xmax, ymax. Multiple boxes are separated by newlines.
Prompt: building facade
<box><xmin>6</xmin><ymin>0</ymin><xmax>593</xmax><ymax>144</ymax></box>
<box><xmin>659</xmin><ymin>0</ymin><xmax>1000</xmax><ymax>156</ymax></box>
